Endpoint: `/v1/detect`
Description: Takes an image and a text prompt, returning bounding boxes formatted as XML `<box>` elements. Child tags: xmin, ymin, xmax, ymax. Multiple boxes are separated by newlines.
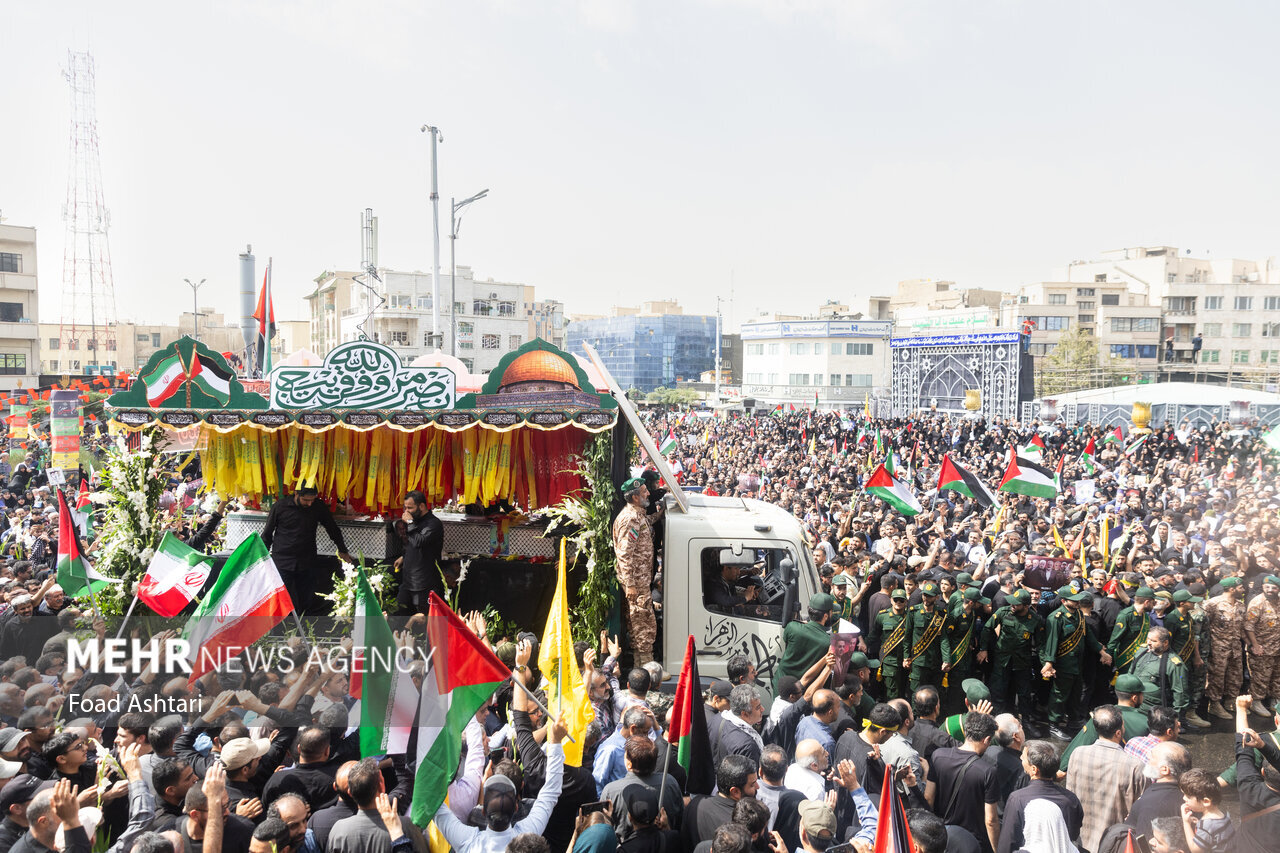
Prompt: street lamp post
<box><xmin>184</xmin><ymin>278</ymin><xmax>206</xmax><ymax>343</ymax></box>
<box><xmin>421</xmin><ymin>124</ymin><xmax>443</xmax><ymax>348</ymax></box>
<box><xmin>449</xmin><ymin>189</ymin><xmax>489</xmax><ymax>357</ymax></box>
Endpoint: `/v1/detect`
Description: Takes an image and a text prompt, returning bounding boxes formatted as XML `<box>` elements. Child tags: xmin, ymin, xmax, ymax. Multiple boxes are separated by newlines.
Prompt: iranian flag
<box><xmin>658</xmin><ymin>430</ymin><xmax>677</xmax><ymax>455</ymax></box>
<box><xmin>55</xmin><ymin>489</ymin><xmax>119</xmax><ymax>599</ymax></box>
<box><xmin>181</xmin><ymin>533</ymin><xmax>293</xmax><ymax>682</ymax></box>
<box><xmin>865</xmin><ymin>463</ymin><xmax>922</xmax><ymax>516</ymax></box>
<box><xmin>1079</xmin><ymin>437</ymin><xmax>1098</xmax><ymax>475</ymax></box>
<box><xmin>1019</xmin><ymin>434</ymin><xmax>1046</xmax><ymax>461</ymax></box>
<box><xmin>999</xmin><ymin>453</ymin><xmax>1059</xmax><ymax>499</ymax></box>
<box><xmin>1124</xmin><ymin>434</ymin><xmax>1148</xmax><ymax>457</ymax></box>
<box><xmin>188</xmin><ymin>353</ymin><xmax>232</xmax><ymax>405</ymax></box>
<box><xmin>141</xmin><ymin>352</ymin><xmax>187</xmax><ymax>406</ymax></box>
<box><xmin>936</xmin><ymin>455</ymin><xmax>997</xmax><ymax>508</ymax></box>
<box><xmin>138</xmin><ymin>531</ymin><xmax>212</xmax><ymax>618</ymax></box>
<box><xmin>1103</xmin><ymin>425</ymin><xmax>1124</xmax><ymax>445</ymax></box>
<box><xmin>412</xmin><ymin>591</ymin><xmax>511</xmax><ymax>826</ymax></box>
<box><xmin>669</xmin><ymin>635</ymin><xmax>714</xmax><ymax>794</ymax></box>
<box><xmin>350</xmin><ymin>563</ymin><xmax>417</xmax><ymax>756</ymax></box>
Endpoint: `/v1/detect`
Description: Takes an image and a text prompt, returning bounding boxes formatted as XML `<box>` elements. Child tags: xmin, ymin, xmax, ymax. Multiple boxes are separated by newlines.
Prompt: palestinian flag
<box><xmin>141</xmin><ymin>351</ymin><xmax>187</xmax><ymax>406</ymax></box>
<box><xmin>865</xmin><ymin>463</ymin><xmax>922</xmax><ymax>516</ymax></box>
<box><xmin>1054</xmin><ymin>454</ymin><xmax>1065</xmax><ymax>490</ymax></box>
<box><xmin>188</xmin><ymin>354</ymin><xmax>232</xmax><ymax>405</ymax></box>
<box><xmin>1079</xmin><ymin>437</ymin><xmax>1097</xmax><ymax>475</ymax></box>
<box><xmin>412</xmin><ymin>592</ymin><xmax>510</xmax><ymax>825</ymax></box>
<box><xmin>936</xmin><ymin>454</ymin><xmax>997</xmax><ymax>508</ymax></box>
<box><xmin>138</xmin><ymin>531</ymin><xmax>212</xmax><ymax>618</ymax></box>
<box><xmin>659</xmin><ymin>430</ymin><xmax>678</xmax><ymax>455</ymax></box>
<box><xmin>182</xmin><ymin>533</ymin><xmax>293</xmax><ymax>682</ymax></box>
<box><xmin>56</xmin><ymin>490</ymin><xmax>119</xmax><ymax>599</ymax></box>
<box><xmin>1019</xmin><ymin>434</ymin><xmax>1046</xmax><ymax>461</ymax></box>
<box><xmin>70</xmin><ymin>479</ymin><xmax>93</xmax><ymax>538</ymax></box>
<box><xmin>253</xmin><ymin>260</ymin><xmax>276</xmax><ymax>376</ymax></box>
<box><xmin>1124</xmin><ymin>434</ymin><xmax>1148</xmax><ymax>457</ymax></box>
<box><xmin>351</xmin><ymin>563</ymin><xmax>417</xmax><ymax>756</ymax></box>
<box><xmin>999</xmin><ymin>453</ymin><xmax>1059</xmax><ymax>499</ymax></box>
<box><xmin>872</xmin><ymin>765</ymin><xmax>915</xmax><ymax>853</ymax></box>
<box><xmin>1103</xmin><ymin>425</ymin><xmax>1124</xmax><ymax>445</ymax></box>
<box><xmin>669</xmin><ymin>635</ymin><xmax>714</xmax><ymax>795</ymax></box>
<box><xmin>75</xmin><ymin>480</ymin><xmax>92</xmax><ymax>511</ymax></box>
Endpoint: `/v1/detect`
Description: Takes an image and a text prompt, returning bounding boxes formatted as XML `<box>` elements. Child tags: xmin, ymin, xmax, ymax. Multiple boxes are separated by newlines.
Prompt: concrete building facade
<box><xmin>0</xmin><ymin>224</ymin><xmax>40</xmax><ymax>391</ymax></box>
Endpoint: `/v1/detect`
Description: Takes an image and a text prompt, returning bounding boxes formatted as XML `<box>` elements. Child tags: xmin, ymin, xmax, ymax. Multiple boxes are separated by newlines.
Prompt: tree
<box><xmin>1035</xmin><ymin>326</ymin><xmax>1127</xmax><ymax>396</ymax></box>
<box><xmin>645</xmin><ymin>386</ymin><xmax>701</xmax><ymax>406</ymax></box>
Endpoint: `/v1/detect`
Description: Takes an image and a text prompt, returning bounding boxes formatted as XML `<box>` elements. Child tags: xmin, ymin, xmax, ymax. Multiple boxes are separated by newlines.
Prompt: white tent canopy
<box><xmin>1039</xmin><ymin>381</ymin><xmax>1280</xmax><ymax>407</ymax></box>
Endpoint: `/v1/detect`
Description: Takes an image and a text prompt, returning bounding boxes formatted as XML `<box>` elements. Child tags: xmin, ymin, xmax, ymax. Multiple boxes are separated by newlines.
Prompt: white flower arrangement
<box><xmin>320</xmin><ymin>561</ymin><xmax>391</xmax><ymax>628</ymax></box>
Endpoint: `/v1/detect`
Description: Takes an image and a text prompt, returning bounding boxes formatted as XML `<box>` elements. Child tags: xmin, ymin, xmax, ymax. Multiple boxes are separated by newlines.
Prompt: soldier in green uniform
<box><xmin>1129</xmin><ymin>626</ymin><xmax>1189</xmax><ymax>718</ymax></box>
<box><xmin>947</xmin><ymin>572</ymin><xmax>977</xmax><ymax>611</ymax></box>
<box><xmin>1041</xmin><ymin>586</ymin><xmax>1114</xmax><ymax>739</ymax></box>
<box><xmin>905</xmin><ymin>581</ymin><xmax>951</xmax><ymax>693</ymax></box>
<box><xmin>1057</xmin><ymin>674</ymin><xmax>1151</xmax><ymax>770</ymax></box>
<box><xmin>831</xmin><ymin>574</ymin><xmax>856</xmax><ymax>622</ymax></box>
<box><xmin>1108</xmin><ymin>586</ymin><xmax>1156</xmax><ymax>675</ymax></box>
<box><xmin>942</xmin><ymin>588</ymin><xmax>988</xmax><ymax>712</ymax></box>
<box><xmin>983</xmin><ymin>589</ymin><xmax>1045</xmax><ymax>726</ymax></box>
<box><xmin>1164</xmin><ymin>588</ymin><xmax>1211</xmax><ymax>728</ymax></box>
<box><xmin>773</xmin><ymin>593</ymin><xmax>835</xmax><ymax>692</ymax></box>
<box><xmin>869</xmin><ymin>588</ymin><xmax>910</xmax><ymax>700</ymax></box>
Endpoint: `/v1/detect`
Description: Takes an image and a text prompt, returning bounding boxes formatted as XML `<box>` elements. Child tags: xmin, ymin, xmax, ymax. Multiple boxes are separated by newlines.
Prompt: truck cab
<box><xmin>659</xmin><ymin>490</ymin><xmax>821</xmax><ymax>690</ymax></box>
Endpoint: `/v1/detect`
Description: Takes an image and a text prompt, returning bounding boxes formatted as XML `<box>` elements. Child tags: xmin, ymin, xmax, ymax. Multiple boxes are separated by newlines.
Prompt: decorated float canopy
<box><xmin>106</xmin><ymin>337</ymin><xmax>618</xmax><ymax>514</ymax></box>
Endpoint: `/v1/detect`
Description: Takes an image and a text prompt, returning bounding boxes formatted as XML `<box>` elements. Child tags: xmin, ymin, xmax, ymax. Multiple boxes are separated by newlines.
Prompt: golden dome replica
<box><xmin>472</xmin><ymin>341</ymin><xmax>605</xmax><ymax>409</ymax></box>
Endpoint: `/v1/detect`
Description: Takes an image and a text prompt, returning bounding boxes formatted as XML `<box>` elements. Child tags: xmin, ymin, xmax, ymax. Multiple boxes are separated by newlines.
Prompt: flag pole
<box><xmin>656</xmin><ymin>732</ymin><xmax>672</xmax><ymax>820</ymax></box>
<box><xmin>510</xmin><ymin>673</ymin><xmax>576</xmax><ymax>744</ymax></box>
<box><xmin>113</xmin><ymin>596</ymin><xmax>141</xmax><ymax>641</ymax></box>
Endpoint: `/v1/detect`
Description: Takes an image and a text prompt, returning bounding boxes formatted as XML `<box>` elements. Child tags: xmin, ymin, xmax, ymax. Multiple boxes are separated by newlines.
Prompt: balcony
<box><xmin>0</xmin><ymin>272</ymin><xmax>37</xmax><ymax>292</ymax></box>
<box><xmin>0</xmin><ymin>319</ymin><xmax>39</xmax><ymax>340</ymax></box>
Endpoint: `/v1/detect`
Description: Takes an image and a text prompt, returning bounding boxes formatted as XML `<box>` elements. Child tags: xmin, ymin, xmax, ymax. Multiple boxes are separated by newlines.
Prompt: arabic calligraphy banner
<box><xmin>270</xmin><ymin>341</ymin><xmax>456</xmax><ymax>410</ymax></box>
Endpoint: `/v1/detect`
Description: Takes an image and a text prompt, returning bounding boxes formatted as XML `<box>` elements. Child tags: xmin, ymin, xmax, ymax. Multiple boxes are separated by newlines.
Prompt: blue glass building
<box><xmin>565</xmin><ymin>313</ymin><xmax>717</xmax><ymax>392</ymax></box>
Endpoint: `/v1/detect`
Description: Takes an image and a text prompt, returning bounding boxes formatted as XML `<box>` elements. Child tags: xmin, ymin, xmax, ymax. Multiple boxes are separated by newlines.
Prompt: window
<box><xmin>454</xmin><ymin>301</ymin><xmax>466</xmax><ymax>315</ymax></box>
<box><xmin>1076</xmin><ymin>288</ymin><xmax>1095</xmax><ymax>297</ymax></box>
<box><xmin>1233</xmin><ymin>323</ymin><xmax>1252</xmax><ymax>337</ymax></box>
<box><xmin>473</xmin><ymin>300</ymin><xmax>492</xmax><ymax>316</ymax></box>
<box><xmin>1077</xmin><ymin>301</ymin><xmax>1095</xmax><ymax>310</ymax></box>
<box><xmin>0</xmin><ymin>303</ymin><xmax>21</xmax><ymax>322</ymax></box>
<box><xmin>458</xmin><ymin>321</ymin><xmax>474</xmax><ymax>350</ymax></box>
<box><xmin>1028</xmin><ymin>343</ymin><xmax>1057</xmax><ymax>356</ymax></box>
<box><xmin>48</xmin><ymin>360</ymin><xmax>58</xmax><ymax>371</ymax></box>
<box><xmin>767</xmin><ymin>343</ymin><xmax>780</xmax><ymax>356</ymax></box>
<box><xmin>1164</xmin><ymin>296</ymin><xmax>1196</xmax><ymax>313</ymax></box>
<box><xmin>1024</xmin><ymin>316</ymin><xmax>1070</xmax><ymax>330</ymax></box>
<box><xmin>498</xmin><ymin>302</ymin><xmax>516</xmax><ymax>317</ymax></box>
<box><xmin>70</xmin><ymin>360</ymin><xmax>80</xmax><ymax>370</ymax></box>
<box><xmin>481</xmin><ymin>334</ymin><xmax>500</xmax><ymax>349</ymax></box>
<box><xmin>1202</xmin><ymin>296</ymin><xmax>1222</xmax><ymax>310</ymax></box>
<box><xmin>1235</xmin><ymin>296</ymin><xmax>1253</xmax><ymax>311</ymax></box>
<box><xmin>1167</xmin><ymin>273</ymin><xmax>1177</xmax><ymax>284</ymax></box>
<box><xmin>829</xmin><ymin>374</ymin><xmax>841</xmax><ymax>386</ymax></box>
<box><xmin>1048</xmin><ymin>294</ymin><xmax>1067</xmax><ymax>305</ymax></box>
<box><xmin>1110</xmin><ymin>345</ymin><xmax>1135</xmax><ymax>358</ymax></box>
<box><xmin>813</xmin><ymin>343</ymin><xmax>823</xmax><ymax>355</ymax></box>
<box><xmin>847</xmin><ymin>374</ymin><xmax>873</xmax><ymax>386</ymax></box>
<box><xmin>68</xmin><ymin>339</ymin><xmax>79</xmax><ymax>351</ymax></box>
<box><xmin>813</xmin><ymin>373</ymin><xmax>823</xmax><ymax>386</ymax></box>
<box><xmin>746</xmin><ymin>343</ymin><xmax>764</xmax><ymax>355</ymax></box>
<box><xmin>845</xmin><ymin>342</ymin><xmax>874</xmax><ymax>355</ymax></box>
<box><xmin>1233</xmin><ymin>350</ymin><xmax>1251</xmax><ymax>364</ymax></box>
<box><xmin>508</xmin><ymin>335</ymin><xmax>522</xmax><ymax>349</ymax></box>
<box><xmin>1094</xmin><ymin>274</ymin><xmax>1107</xmax><ymax>283</ymax></box>
<box><xmin>788</xmin><ymin>373</ymin><xmax>809</xmax><ymax>385</ymax></box>
<box><xmin>460</xmin><ymin>358</ymin><xmax>474</xmax><ymax>371</ymax></box>
<box><xmin>789</xmin><ymin>343</ymin><xmax>808</xmax><ymax>355</ymax></box>
<box><xmin>699</xmin><ymin>546</ymin><xmax>798</xmax><ymax>624</ymax></box>
<box><xmin>0</xmin><ymin>253</ymin><xmax>21</xmax><ymax>273</ymax></box>
<box><xmin>424</xmin><ymin>332</ymin><xmax>433</xmax><ymax>347</ymax></box>
<box><xmin>48</xmin><ymin>338</ymin><xmax>59</xmax><ymax>350</ymax></box>
<box><xmin>0</xmin><ymin>354</ymin><xmax>26</xmax><ymax>375</ymax></box>
<box><xmin>1101</xmin><ymin>294</ymin><xmax>1120</xmax><ymax>306</ymax></box>
<box><xmin>767</xmin><ymin>373</ymin><xmax>779</xmax><ymax>384</ymax></box>
<box><xmin>1261</xmin><ymin>351</ymin><xmax>1280</xmax><ymax>364</ymax></box>
<box><xmin>1201</xmin><ymin>350</ymin><xmax>1220</xmax><ymax>364</ymax></box>
<box><xmin>1078</xmin><ymin>314</ymin><xmax>1095</xmax><ymax>324</ymax></box>
<box><xmin>744</xmin><ymin>373</ymin><xmax>763</xmax><ymax>384</ymax></box>
<box><xmin>417</xmin><ymin>296</ymin><xmax>432</xmax><ymax>309</ymax></box>
<box><xmin>1136</xmin><ymin>345</ymin><xmax>1157</xmax><ymax>358</ymax></box>
<box><xmin>1200</xmin><ymin>323</ymin><xmax>1221</xmax><ymax>337</ymax></box>
<box><xmin>1266</xmin><ymin>297</ymin><xmax>1280</xmax><ymax>311</ymax></box>
<box><xmin>1263</xmin><ymin>323</ymin><xmax>1280</xmax><ymax>338</ymax></box>
<box><xmin>388</xmin><ymin>330</ymin><xmax>409</xmax><ymax>345</ymax></box>
<box><xmin>1111</xmin><ymin>317</ymin><xmax>1159</xmax><ymax>333</ymax></box>
<box><xmin>136</xmin><ymin>334</ymin><xmax>149</xmax><ymax>342</ymax></box>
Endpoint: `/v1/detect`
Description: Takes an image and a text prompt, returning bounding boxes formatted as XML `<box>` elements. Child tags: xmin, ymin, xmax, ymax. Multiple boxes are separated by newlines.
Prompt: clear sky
<box><xmin>3</xmin><ymin>1</ymin><xmax>1277</xmax><ymax>331</ymax></box>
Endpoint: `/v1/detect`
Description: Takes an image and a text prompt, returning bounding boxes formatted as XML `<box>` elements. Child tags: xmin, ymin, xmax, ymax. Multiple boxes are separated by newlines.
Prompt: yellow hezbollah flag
<box><xmin>537</xmin><ymin>539</ymin><xmax>595</xmax><ymax>766</ymax></box>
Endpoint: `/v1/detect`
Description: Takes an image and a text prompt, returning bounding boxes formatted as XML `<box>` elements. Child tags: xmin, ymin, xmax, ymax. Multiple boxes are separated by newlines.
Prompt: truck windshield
<box><xmin>701</xmin><ymin>545</ymin><xmax>801</xmax><ymax>624</ymax></box>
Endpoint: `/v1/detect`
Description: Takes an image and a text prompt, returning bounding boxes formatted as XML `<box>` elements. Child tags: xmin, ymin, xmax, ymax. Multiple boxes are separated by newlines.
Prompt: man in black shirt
<box><xmin>0</xmin><ymin>774</ymin><xmax>40</xmax><ymax>849</ymax></box>
<box><xmin>261</xmin><ymin>487</ymin><xmax>353</xmax><ymax>617</ymax></box>
<box><xmin>925</xmin><ymin>712</ymin><xmax>1000</xmax><ymax>853</ymax></box>
<box><xmin>997</xmin><ymin>739</ymin><xmax>1083</xmax><ymax>853</ymax></box>
<box><xmin>392</xmin><ymin>490</ymin><xmax>444</xmax><ymax>617</ymax></box>
<box><xmin>681</xmin><ymin>755</ymin><xmax>757</xmax><ymax>850</ymax></box>
<box><xmin>261</xmin><ymin>726</ymin><xmax>343</xmax><ymax>811</ymax></box>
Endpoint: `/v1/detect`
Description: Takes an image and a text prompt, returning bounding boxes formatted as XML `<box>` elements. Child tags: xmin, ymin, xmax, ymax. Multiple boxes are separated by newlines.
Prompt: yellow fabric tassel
<box><xmin>331</xmin><ymin>429</ymin><xmax>354</xmax><ymax>501</ymax></box>
<box><xmin>350</xmin><ymin>432</ymin><xmax>369</xmax><ymax>501</ymax></box>
<box><xmin>365</xmin><ymin>429</ymin><xmax>384</xmax><ymax>507</ymax></box>
<box><xmin>282</xmin><ymin>428</ymin><xmax>301</xmax><ymax>486</ymax></box>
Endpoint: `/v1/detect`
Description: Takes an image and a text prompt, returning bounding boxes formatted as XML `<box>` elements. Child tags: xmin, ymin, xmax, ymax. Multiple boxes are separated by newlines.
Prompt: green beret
<box><xmin>1008</xmin><ymin>590</ymin><xmax>1031</xmax><ymax>606</ymax></box>
<box><xmin>849</xmin><ymin>652</ymin><xmax>880</xmax><ymax>670</ymax></box>
<box><xmin>1265</xmin><ymin>575</ymin><xmax>1280</xmax><ymax>586</ymax></box>
<box><xmin>920</xmin><ymin>581</ymin><xmax>940</xmax><ymax>597</ymax></box>
<box><xmin>1114</xmin><ymin>674</ymin><xmax>1148</xmax><ymax>695</ymax></box>
<box><xmin>831</xmin><ymin>574</ymin><xmax>852</xmax><ymax>587</ymax></box>
<box><xmin>1220</xmin><ymin>577</ymin><xmax>1241</xmax><ymax>588</ymax></box>
<box><xmin>962</xmin><ymin>588</ymin><xmax>991</xmax><ymax>606</ymax></box>
<box><xmin>1133</xmin><ymin>586</ymin><xmax>1155</xmax><ymax>600</ymax></box>
<box><xmin>621</xmin><ymin>477</ymin><xmax>645</xmax><ymax>496</ymax></box>
<box><xmin>956</xmin><ymin>572</ymin><xmax>974</xmax><ymax>585</ymax></box>
<box><xmin>810</xmin><ymin>593</ymin><xmax>835</xmax><ymax>612</ymax></box>
<box><xmin>962</xmin><ymin>678</ymin><xmax>990</xmax><ymax>702</ymax></box>
<box><xmin>891</xmin><ymin>589</ymin><xmax>908</xmax><ymax>601</ymax></box>
<box><xmin>1172</xmin><ymin>589</ymin><xmax>1203</xmax><ymax>603</ymax></box>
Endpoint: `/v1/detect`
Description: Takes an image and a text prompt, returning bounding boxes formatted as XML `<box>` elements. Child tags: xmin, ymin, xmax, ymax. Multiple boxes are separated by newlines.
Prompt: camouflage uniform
<box><xmin>1188</xmin><ymin>603</ymin><xmax>1211</xmax><ymax>712</ymax></box>
<box><xmin>1203</xmin><ymin>592</ymin><xmax>1246</xmax><ymax>703</ymax></box>
<box><xmin>1245</xmin><ymin>593</ymin><xmax>1280</xmax><ymax>701</ymax></box>
<box><xmin>612</xmin><ymin>502</ymin><xmax>656</xmax><ymax>665</ymax></box>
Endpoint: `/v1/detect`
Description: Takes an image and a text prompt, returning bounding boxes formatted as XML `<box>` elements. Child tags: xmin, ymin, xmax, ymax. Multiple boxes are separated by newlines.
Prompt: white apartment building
<box><xmin>1059</xmin><ymin>246</ymin><xmax>1280</xmax><ymax>369</ymax></box>
<box><xmin>0</xmin><ymin>224</ymin><xmax>41</xmax><ymax>390</ymax></box>
<box><xmin>741</xmin><ymin>308</ymin><xmax>892</xmax><ymax>408</ymax></box>
<box><xmin>325</xmin><ymin>265</ymin><xmax>563</xmax><ymax>375</ymax></box>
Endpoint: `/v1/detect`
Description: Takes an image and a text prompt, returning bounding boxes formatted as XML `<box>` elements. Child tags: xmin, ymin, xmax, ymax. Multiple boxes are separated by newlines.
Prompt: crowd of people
<box><xmin>0</xmin><ymin>409</ymin><xmax>1273</xmax><ymax>853</ymax></box>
